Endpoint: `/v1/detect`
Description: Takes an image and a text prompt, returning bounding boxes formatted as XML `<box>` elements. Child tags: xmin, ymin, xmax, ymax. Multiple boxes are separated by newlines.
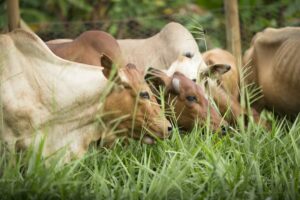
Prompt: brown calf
<box><xmin>102</xmin><ymin>63</ymin><xmax>172</xmax><ymax>144</ymax></box>
<box><xmin>146</xmin><ymin>68</ymin><xmax>228</xmax><ymax>134</ymax></box>
<box><xmin>203</xmin><ymin>48</ymin><xmax>239</xmax><ymax>100</ymax></box>
<box><xmin>47</xmin><ymin>34</ymin><xmax>172</xmax><ymax>145</ymax></box>
<box><xmin>200</xmin><ymin>53</ymin><xmax>266</xmax><ymax>127</ymax></box>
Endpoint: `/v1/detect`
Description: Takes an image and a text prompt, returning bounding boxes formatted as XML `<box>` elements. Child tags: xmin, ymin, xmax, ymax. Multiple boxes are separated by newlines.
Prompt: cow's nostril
<box><xmin>221</xmin><ymin>126</ymin><xmax>227</xmax><ymax>135</ymax></box>
<box><xmin>168</xmin><ymin>126</ymin><xmax>173</xmax><ymax>132</ymax></box>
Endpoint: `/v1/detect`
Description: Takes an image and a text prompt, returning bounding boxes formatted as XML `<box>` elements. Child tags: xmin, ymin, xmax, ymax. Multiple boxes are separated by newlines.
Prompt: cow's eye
<box><xmin>186</xmin><ymin>96</ymin><xmax>197</xmax><ymax>102</ymax></box>
<box><xmin>184</xmin><ymin>52</ymin><xmax>193</xmax><ymax>58</ymax></box>
<box><xmin>139</xmin><ymin>91</ymin><xmax>150</xmax><ymax>99</ymax></box>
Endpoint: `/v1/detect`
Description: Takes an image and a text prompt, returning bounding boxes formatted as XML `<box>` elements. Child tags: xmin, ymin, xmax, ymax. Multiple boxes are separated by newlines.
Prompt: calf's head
<box><xmin>165</xmin><ymin>53</ymin><xmax>208</xmax><ymax>82</ymax></box>
<box><xmin>103</xmin><ymin>63</ymin><xmax>172</xmax><ymax>144</ymax></box>
<box><xmin>146</xmin><ymin>68</ymin><xmax>228</xmax><ymax>133</ymax></box>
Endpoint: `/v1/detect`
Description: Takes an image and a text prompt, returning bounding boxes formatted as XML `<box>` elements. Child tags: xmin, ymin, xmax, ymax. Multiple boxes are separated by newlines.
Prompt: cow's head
<box><xmin>199</xmin><ymin>63</ymin><xmax>231</xmax><ymax>83</ymax></box>
<box><xmin>103</xmin><ymin>60</ymin><xmax>172</xmax><ymax>144</ymax></box>
<box><xmin>165</xmin><ymin>53</ymin><xmax>208</xmax><ymax>82</ymax></box>
<box><xmin>145</xmin><ymin>68</ymin><xmax>228</xmax><ymax>133</ymax></box>
<box><xmin>166</xmin><ymin>53</ymin><xmax>231</xmax><ymax>85</ymax></box>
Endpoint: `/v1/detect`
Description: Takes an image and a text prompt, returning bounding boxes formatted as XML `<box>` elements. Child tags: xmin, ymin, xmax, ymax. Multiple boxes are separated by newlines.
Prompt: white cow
<box><xmin>0</xmin><ymin>30</ymin><xmax>171</xmax><ymax>162</ymax></box>
<box><xmin>118</xmin><ymin>22</ymin><xmax>209</xmax><ymax>80</ymax></box>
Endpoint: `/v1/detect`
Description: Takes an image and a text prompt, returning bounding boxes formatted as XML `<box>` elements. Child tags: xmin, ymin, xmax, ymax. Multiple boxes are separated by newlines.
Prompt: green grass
<box><xmin>0</xmin><ymin>112</ymin><xmax>299</xmax><ymax>200</ymax></box>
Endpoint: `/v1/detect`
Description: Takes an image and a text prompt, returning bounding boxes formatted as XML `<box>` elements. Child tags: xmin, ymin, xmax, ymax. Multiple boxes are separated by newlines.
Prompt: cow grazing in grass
<box><xmin>145</xmin><ymin>68</ymin><xmax>228</xmax><ymax>133</ymax></box>
<box><xmin>0</xmin><ymin>30</ymin><xmax>171</xmax><ymax>162</ymax></box>
<box><xmin>47</xmin><ymin>30</ymin><xmax>125</xmax><ymax>78</ymax></box>
<box><xmin>198</xmin><ymin>50</ymin><xmax>265</xmax><ymax>126</ymax></box>
<box><xmin>201</xmin><ymin>48</ymin><xmax>259</xmax><ymax>125</ymax></box>
<box><xmin>243</xmin><ymin>27</ymin><xmax>300</xmax><ymax>116</ymax></box>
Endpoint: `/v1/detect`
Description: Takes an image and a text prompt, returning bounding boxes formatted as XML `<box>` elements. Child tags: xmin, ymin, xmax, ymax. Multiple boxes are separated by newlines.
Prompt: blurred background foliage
<box><xmin>0</xmin><ymin>0</ymin><xmax>299</xmax><ymax>51</ymax></box>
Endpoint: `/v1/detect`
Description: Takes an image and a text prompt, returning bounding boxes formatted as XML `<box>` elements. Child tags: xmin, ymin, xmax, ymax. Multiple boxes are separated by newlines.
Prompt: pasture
<box><xmin>1</xmin><ymin>1</ymin><xmax>300</xmax><ymax>199</ymax></box>
<box><xmin>0</xmin><ymin>81</ymin><xmax>299</xmax><ymax>199</ymax></box>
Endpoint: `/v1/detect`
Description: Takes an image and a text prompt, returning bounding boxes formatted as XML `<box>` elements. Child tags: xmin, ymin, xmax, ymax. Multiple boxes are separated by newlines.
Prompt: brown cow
<box><xmin>146</xmin><ymin>68</ymin><xmax>228</xmax><ymax>134</ymax></box>
<box><xmin>46</xmin><ymin>30</ymin><xmax>125</xmax><ymax>78</ymax></box>
<box><xmin>243</xmin><ymin>27</ymin><xmax>300</xmax><ymax>116</ymax></box>
<box><xmin>102</xmin><ymin>63</ymin><xmax>172</xmax><ymax>145</ymax></box>
<box><xmin>46</xmin><ymin>30</ymin><xmax>172</xmax><ymax>144</ymax></box>
<box><xmin>203</xmin><ymin>48</ymin><xmax>239</xmax><ymax>100</ymax></box>
<box><xmin>164</xmin><ymin>47</ymin><xmax>266</xmax><ymax>127</ymax></box>
<box><xmin>201</xmin><ymin>48</ymin><xmax>254</xmax><ymax>125</ymax></box>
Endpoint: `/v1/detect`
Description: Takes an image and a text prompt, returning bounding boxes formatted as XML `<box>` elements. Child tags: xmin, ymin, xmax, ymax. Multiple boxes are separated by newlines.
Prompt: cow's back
<box><xmin>243</xmin><ymin>27</ymin><xmax>300</xmax><ymax>115</ymax></box>
<box><xmin>118</xmin><ymin>22</ymin><xmax>201</xmax><ymax>73</ymax></box>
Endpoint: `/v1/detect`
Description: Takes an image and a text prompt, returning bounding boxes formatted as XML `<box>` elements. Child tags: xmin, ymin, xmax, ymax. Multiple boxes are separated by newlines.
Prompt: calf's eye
<box><xmin>139</xmin><ymin>91</ymin><xmax>150</xmax><ymax>99</ymax></box>
<box><xmin>186</xmin><ymin>96</ymin><xmax>197</xmax><ymax>102</ymax></box>
<box><xmin>184</xmin><ymin>52</ymin><xmax>193</xmax><ymax>58</ymax></box>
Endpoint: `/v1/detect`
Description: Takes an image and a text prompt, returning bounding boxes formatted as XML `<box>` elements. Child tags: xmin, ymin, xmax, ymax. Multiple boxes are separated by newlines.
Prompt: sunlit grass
<box><xmin>0</xmin><ymin>108</ymin><xmax>299</xmax><ymax>199</ymax></box>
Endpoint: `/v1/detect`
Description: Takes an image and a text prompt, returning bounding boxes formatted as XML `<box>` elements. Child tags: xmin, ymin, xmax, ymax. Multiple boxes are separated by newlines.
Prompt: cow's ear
<box><xmin>145</xmin><ymin>67</ymin><xmax>171</xmax><ymax>91</ymax></box>
<box><xmin>117</xmin><ymin>68</ymin><xmax>131</xmax><ymax>88</ymax></box>
<box><xmin>116</xmin><ymin>63</ymin><xmax>142</xmax><ymax>89</ymax></box>
<box><xmin>200</xmin><ymin>64</ymin><xmax>231</xmax><ymax>79</ymax></box>
<box><xmin>100</xmin><ymin>54</ymin><xmax>118</xmax><ymax>79</ymax></box>
<box><xmin>171</xmin><ymin>77</ymin><xmax>181</xmax><ymax>94</ymax></box>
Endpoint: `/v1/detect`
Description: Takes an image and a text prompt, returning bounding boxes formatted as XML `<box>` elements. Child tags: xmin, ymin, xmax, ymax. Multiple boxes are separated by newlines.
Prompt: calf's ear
<box><xmin>100</xmin><ymin>54</ymin><xmax>118</xmax><ymax>79</ymax></box>
<box><xmin>117</xmin><ymin>67</ymin><xmax>131</xmax><ymax>88</ymax></box>
<box><xmin>116</xmin><ymin>63</ymin><xmax>141</xmax><ymax>89</ymax></box>
<box><xmin>144</xmin><ymin>67</ymin><xmax>171</xmax><ymax>90</ymax></box>
<box><xmin>171</xmin><ymin>77</ymin><xmax>181</xmax><ymax>94</ymax></box>
<box><xmin>200</xmin><ymin>64</ymin><xmax>231</xmax><ymax>79</ymax></box>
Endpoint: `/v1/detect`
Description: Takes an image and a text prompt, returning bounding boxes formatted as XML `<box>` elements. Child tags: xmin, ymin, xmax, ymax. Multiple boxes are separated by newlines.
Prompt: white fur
<box><xmin>118</xmin><ymin>22</ymin><xmax>208</xmax><ymax>79</ymax></box>
<box><xmin>172</xmin><ymin>78</ymin><xmax>181</xmax><ymax>93</ymax></box>
<box><xmin>0</xmin><ymin>30</ymin><xmax>108</xmax><ymax>162</ymax></box>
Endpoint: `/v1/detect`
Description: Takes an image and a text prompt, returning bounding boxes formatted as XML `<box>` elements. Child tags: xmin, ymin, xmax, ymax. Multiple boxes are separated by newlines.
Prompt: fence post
<box><xmin>7</xmin><ymin>0</ymin><xmax>20</xmax><ymax>31</ymax></box>
<box><xmin>224</xmin><ymin>0</ymin><xmax>242</xmax><ymax>71</ymax></box>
